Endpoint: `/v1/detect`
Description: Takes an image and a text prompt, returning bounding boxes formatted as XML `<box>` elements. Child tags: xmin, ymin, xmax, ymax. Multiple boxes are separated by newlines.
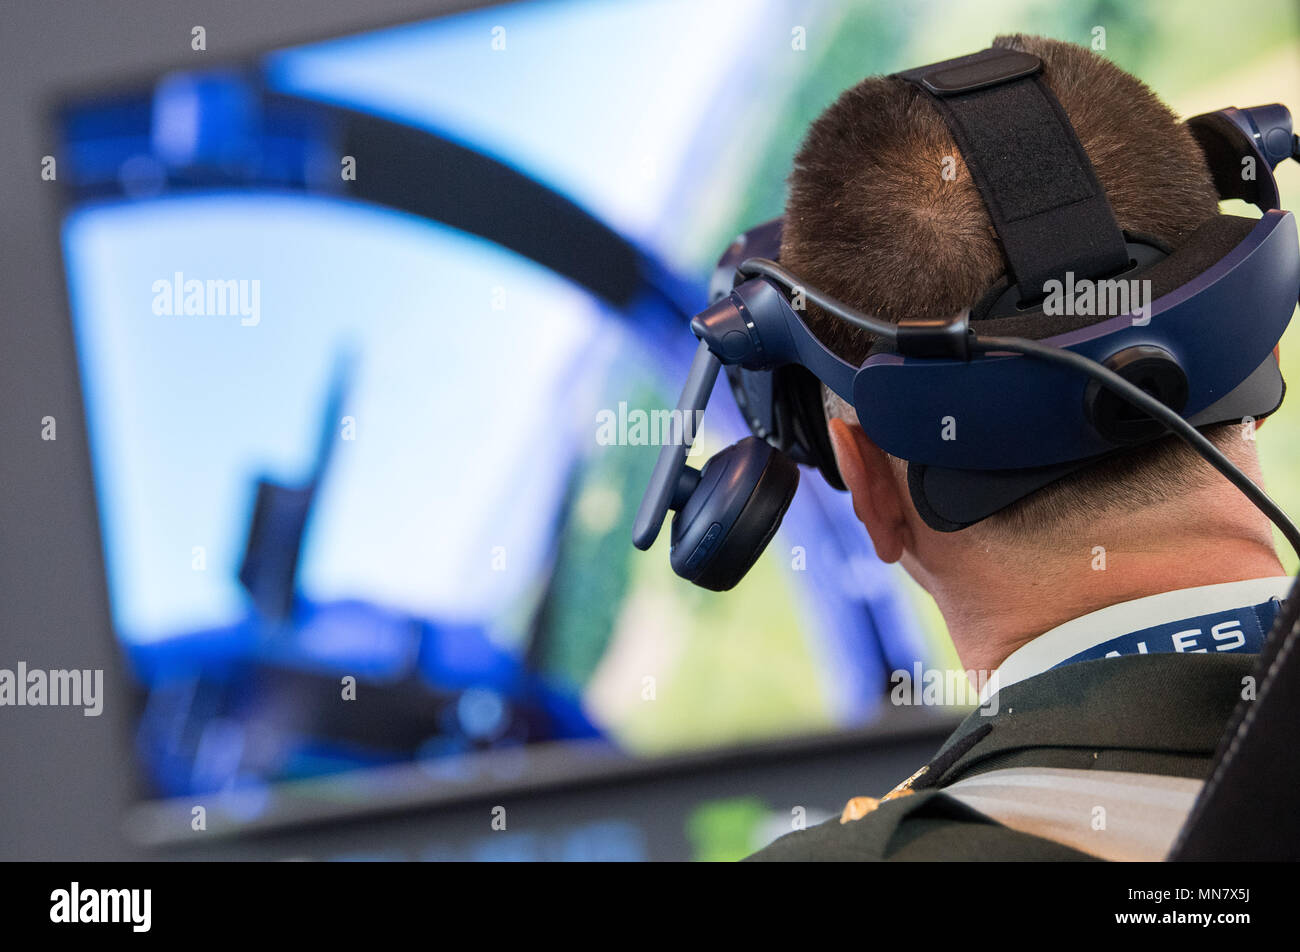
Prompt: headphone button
<box><xmin>682</xmin><ymin>522</ymin><xmax>724</xmax><ymax>572</ymax></box>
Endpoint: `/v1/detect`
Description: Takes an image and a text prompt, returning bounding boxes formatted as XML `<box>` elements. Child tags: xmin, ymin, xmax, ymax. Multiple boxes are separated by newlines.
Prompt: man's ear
<box><xmin>826</xmin><ymin>417</ymin><xmax>910</xmax><ymax>563</ymax></box>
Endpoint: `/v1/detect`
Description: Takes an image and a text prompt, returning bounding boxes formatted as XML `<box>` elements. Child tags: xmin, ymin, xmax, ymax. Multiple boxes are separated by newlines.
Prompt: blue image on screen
<box><xmin>58</xmin><ymin>0</ymin><xmax>929</xmax><ymax>805</ymax></box>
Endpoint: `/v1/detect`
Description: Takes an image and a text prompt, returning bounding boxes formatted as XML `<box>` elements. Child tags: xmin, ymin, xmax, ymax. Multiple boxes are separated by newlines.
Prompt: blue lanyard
<box><xmin>1052</xmin><ymin>597</ymin><xmax>1284</xmax><ymax>669</ymax></box>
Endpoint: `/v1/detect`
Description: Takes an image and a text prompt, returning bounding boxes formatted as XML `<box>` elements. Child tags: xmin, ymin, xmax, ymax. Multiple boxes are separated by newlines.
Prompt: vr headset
<box><xmin>633</xmin><ymin>46</ymin><xmax>1300</xmax><ymax>591</ymax></box>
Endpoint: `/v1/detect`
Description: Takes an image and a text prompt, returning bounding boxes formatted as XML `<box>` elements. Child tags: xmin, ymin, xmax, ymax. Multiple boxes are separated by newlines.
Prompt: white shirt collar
<box><xmin>982</xmin><ymin>576</ymin><xmax>1293</xmax><ymax>702</ymax></box>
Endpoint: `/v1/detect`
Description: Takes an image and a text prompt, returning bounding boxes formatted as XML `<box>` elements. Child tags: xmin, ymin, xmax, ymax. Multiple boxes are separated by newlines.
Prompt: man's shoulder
<box><xmin>745</xmin><ymin>789</ymin><xmax>1098</xmax><ymax>862</ymax></box>
<box><xmin>746</xmin><ymin>652</ymin><xmax>1255</xmax><ymax>862</ymax></box>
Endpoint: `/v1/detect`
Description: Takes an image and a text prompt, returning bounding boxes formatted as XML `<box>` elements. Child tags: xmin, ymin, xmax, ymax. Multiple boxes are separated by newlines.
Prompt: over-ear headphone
<box><xmin>667</xmin><ymin>436</ymin><xmax>799</xmax><ymax>591</ymax></box>
<box><xmin>634</xmin><ymin>47</ymin><xmax>1300</xmax><ymax>591</ymax></box>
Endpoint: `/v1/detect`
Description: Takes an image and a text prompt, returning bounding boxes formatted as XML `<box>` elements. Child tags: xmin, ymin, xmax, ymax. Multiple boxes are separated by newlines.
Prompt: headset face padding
<box><xmin>1188</xmin><ymin>109</ymin><xmax>1284</xmax><ymax>212</ymax></box>
<box><xmin>726</xmin><ymin>363</ymin><xmax>846</xmax><ymax>492</ymax></box>
<box><xmin>669</xmin><ymin>437</ymin><xmax>799</xmax><ymax>591</ymax></box>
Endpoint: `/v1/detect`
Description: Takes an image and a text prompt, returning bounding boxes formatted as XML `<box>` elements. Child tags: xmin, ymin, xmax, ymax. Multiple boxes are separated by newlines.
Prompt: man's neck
<box><xmin>912</xmin><ymin>528</ymin><xmax>1286</xmax><ymax>676</ymax></box>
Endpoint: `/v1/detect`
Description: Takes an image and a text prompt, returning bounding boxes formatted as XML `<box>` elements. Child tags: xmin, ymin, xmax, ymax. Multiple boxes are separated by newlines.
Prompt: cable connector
<box><xmin>895</xmin><ymin>311</ymin><xmax>973</xmax><ymax>360</ymax></box>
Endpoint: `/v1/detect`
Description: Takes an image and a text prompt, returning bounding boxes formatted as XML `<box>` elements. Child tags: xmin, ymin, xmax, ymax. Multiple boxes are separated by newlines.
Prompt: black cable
<box><xmin>737</xmin><ymin>257</ymin><xmax>900</xmax><ymax>341</ymax></box>
<box><xmin>973</xmin><ymin>334</ymin><xmax>1300</xmax><ymax>561</ymax></box>
<box><xmin>733</xmin><ymin>254</ymin><xmax>1300</xmax><ymax>559</ymax></box>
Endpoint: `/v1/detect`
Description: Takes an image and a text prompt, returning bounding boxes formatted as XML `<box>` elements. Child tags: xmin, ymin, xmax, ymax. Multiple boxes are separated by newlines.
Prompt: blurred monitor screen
<box><xmin>58</xmin><ymin>0</ymin><xmax>934</xmax><ymax>820</ymax></box>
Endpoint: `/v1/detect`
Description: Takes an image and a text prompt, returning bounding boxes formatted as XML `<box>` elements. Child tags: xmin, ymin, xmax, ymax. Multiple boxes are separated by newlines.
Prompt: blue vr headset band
<box><xmin>634</xmin><ymin>46</ymin><xmax>1300</xmax><ymax>592</ymax></box>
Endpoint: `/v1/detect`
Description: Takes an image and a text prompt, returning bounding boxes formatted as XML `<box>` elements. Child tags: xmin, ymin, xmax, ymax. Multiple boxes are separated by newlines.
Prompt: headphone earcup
<box><xmin>669</xmin><ymin>437</ymin><xmax>799</xmax><ymax>592</ymax></box>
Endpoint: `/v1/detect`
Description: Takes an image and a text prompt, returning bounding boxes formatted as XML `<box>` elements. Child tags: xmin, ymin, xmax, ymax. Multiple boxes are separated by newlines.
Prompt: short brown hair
<box><xmin>783</xmin><ymin>34</ymin><xmax>1245</xmax><ymax>539</ymax></box>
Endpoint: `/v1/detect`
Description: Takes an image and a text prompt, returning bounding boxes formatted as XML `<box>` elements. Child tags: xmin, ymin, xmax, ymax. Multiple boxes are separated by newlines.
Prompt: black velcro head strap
<box><xmin>896</xmin><ymin>48</ymin><xmax>1131</xmax><ymax>299</ymax></box>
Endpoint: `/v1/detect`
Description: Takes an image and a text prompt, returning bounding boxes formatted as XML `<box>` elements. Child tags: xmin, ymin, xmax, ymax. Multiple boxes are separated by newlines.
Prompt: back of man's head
<box><xmin>783</xmin><ymin>34</ymin><xmax>1257</xmax><ymax>546</ymax></box>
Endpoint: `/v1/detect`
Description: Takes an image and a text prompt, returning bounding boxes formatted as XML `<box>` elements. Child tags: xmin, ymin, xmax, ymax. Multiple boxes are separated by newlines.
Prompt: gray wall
<box><xmin>0</xmin><ymin>0</ymin><xmax>486</xmax><ymax>861</ymax></box>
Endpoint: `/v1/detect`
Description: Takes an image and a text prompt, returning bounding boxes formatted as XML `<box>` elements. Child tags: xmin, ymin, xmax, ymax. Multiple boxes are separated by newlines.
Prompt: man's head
<box><xmin>781</xmin><ymin>34</ymin><xmax>1272</xmax><ymax>570</ymax></box>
